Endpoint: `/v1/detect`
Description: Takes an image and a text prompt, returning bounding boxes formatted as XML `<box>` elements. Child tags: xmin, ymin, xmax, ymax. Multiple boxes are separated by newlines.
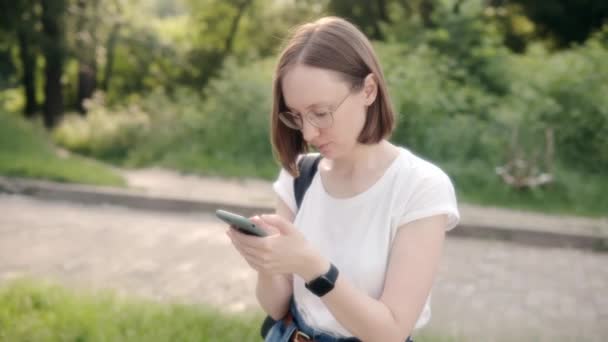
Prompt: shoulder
<box><xmin>272</xmin><ymin>152</ymin><xmax>322</xmax><ymax>213</ymax></box>
<box><xmin>393</xmin><ymin>147</ymin><xmax>453</xmax><ymax>189</ymax></box>
<box><xmin>391</xmin><ymin>147</ymin><xmax>460</xmax><ymax>230</ymax></box>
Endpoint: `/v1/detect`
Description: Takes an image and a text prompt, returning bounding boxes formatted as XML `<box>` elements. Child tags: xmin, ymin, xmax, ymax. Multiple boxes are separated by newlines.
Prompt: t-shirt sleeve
<box><xmin>272</xmin><ymin>167</ymin><xmax>297</xmax><ymax>213</ymax></box>
<box><xmin>397</xmin><ymin>168</ymin><xmax>460</xmax><ymax>231</ymax></box>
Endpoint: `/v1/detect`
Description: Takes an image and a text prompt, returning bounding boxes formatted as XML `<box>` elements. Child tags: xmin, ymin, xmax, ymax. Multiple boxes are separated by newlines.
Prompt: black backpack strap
<box><xmin>260</xmin><ymin>155</ymin><xmax>322</xmax><ymax>339</ymax></box>
<box><xmin>294</xmin><ymin>155</ymin><xmax>322</xmax><ymax>210</ymax></box>
<box><xmin>260</xmin><ymin>315</ymin><xmax>275</xmax><ymax>339</ymax></box>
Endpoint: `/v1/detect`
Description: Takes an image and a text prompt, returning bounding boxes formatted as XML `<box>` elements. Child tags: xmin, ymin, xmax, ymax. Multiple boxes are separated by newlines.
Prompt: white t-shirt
<box><xmin>272</xmin><ymin>146</ymin><xmax>460</xmax><ymax>338</ymax></box>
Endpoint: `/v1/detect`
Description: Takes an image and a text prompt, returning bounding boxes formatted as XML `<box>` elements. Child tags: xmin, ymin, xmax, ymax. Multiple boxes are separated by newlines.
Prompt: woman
<box><xmin>226</xmin><ymin>16</ymin><xmax>460</xmax><ymax>342</ymax></box>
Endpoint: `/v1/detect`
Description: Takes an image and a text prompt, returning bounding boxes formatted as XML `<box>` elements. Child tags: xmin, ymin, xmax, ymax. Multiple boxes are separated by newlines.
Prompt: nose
<box><xmin>301</xmin><ymin>119</ymin><xmax>320</xmax><ymax>143</ymax></box>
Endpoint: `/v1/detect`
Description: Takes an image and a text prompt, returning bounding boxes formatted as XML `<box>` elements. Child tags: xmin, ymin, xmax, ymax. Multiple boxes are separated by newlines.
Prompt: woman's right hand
<box><xmin>226</xmin><ymin>215</ymin><xmax>279</xmax><ymax>275</ymax></box>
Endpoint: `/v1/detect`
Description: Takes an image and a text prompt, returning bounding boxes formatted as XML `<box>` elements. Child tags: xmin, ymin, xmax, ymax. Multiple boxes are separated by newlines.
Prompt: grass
<box><xmin>442</xmin><ymin>159</ymin><xmax>608</xmax><ymax>218</ymax></box>
<box><xmin>0</xmin><ymin>278</ymin><xmax>261</xmax><ymax>342</ymax></box>
<box><xmin>0</xmin><ymin>111</ymin><xmax>125</xmax><ymax>187</ymax></box>
<box><xmin>0</xmin><ymin>278</ymin><xmax>465</xmax><ymax>342</ymax></box>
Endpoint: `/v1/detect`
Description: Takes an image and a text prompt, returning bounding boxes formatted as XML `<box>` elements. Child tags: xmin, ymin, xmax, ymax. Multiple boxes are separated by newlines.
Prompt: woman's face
<box><xmin>281</xmin><ymin>65</ymin><xmax>372</xmax><ymax>159</ymax></box>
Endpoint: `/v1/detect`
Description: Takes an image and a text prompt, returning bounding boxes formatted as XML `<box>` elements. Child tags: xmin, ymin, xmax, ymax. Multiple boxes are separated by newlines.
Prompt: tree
<box><xmin>73</xmin><ymin>0</ymin><xmax>100</xmax><ymax>113</ymax></box>
<box><xmin>40</xmin><ymin>0</ymin><xmax>67</xmax><ymax>128</ymax></box>
<box><xmin>185</xmin><ymin>0</ymin><xmax>254</xmax><ymax>87</ymax></box>
<box><xmin>0</xmin><ymin>0</ymin><xmax>40</xmax><ymax>118</ymax></box>
<box><xmin>327</xmin><ymin>0</ymin><xmax>392</xmax><ymax>39</ymax></box>
<box><xmin>507</xmin><ymin>0</ymin><xmax>608</xmax><ymax>48</ymax></box>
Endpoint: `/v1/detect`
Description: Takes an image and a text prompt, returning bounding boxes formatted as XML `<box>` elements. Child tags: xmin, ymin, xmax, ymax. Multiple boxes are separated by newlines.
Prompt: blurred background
<box><xmin>1</xmin><ymin>0</ymin><xmax>607</xmax><ymax>213</ymax></box>
<box><xmin>0</xmin><ymin>0</ymin><xmax>607</xmax><ymax>341</ymax></box>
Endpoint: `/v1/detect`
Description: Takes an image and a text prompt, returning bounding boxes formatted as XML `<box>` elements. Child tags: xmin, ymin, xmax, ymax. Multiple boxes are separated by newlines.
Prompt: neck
<box><xmin>324</xmin><ymin>140</ymin><xmax>394</xmax><ymax>175</ymax></box>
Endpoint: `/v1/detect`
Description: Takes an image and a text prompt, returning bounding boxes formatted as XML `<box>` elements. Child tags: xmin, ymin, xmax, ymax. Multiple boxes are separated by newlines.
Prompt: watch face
<box><xmin>305</xmin><ymin>263</ymin><xmax>338</xmax><ymax>297</ymax></box>
<box><xmin>314</xmin><ymin>276</ymin><xmax>333</xmax><ymax>293</ymax></box>
<box><xmin>306</xmin><ymin>275</ymin><xmax>334</xmax><ymax>296</ymax></box>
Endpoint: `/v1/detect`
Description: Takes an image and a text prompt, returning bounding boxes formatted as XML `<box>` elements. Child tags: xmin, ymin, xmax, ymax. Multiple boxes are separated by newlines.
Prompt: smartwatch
<box><xmin>305</xmin><ymin>263</ymin><xmax>339</xmax><ymax>297</ymax></box>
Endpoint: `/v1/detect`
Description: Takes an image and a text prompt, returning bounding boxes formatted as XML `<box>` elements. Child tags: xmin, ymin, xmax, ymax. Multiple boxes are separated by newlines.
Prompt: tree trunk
<box><xmin>364</xmin><ymin>1</ymin><xmax>383</xmax><ymax>40</ymax></box>
<box><xmin>419</xmin><ymin>0</ymin><xmax>436</xmax><ymax>28</ymax></box>
<box><xmin>198</xmin><ymin>0</ymin><xmax>252</xmax><ymax>88</ymax></box>
<box><xmin>453</xmin><ymin>0</ymin><xmax>464</xmax><ymax>14</ymax></box>
<box><xmin>377</xmin><ymin>0</ymin><xmax>390</xmax><ymax>23</ymax></box>
<box><xmin>41</xmin><ymin>0</ymin><xmax>65</xmax><ymax>128</ymax></box>
<box><xmin>17</xmin><ymin>28</ymin><xmax>37</xmax><ymax>118</ymax></box>
<box><xmin>76</xmin><ymin>0</ymin><xmax>99</xmax><ymax>114</ymax></box>
<box><xmin>398</xmin><ymin>0</ymin><xmax>414</xmax><ymax>18</ymax></box>
<box><xmin>101</xmin><ymin>23</ymin><xmax>120</xmax><ymax>91</ymax></box>
<box><xmin>223</xmin><ymin>0</ymin><xmax>252</xmax><ymax>56</ymax></box>
<box><xmin>77</xmin><ymin>64</ymin><xmax>96</xmax><ymax>113</ymax></box>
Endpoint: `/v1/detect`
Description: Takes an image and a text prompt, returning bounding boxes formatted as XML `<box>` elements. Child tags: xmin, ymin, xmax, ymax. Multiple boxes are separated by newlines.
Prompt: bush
<box><xmin>125</xmin><ymin>58</ymin><xmax>277</xmax><ymax>178</ymax></box>
<box><xmin>507</xmin><ymin>37</ymin><xmax>608</xmax><ymax>174</ymax></box>
<box><xmin>376</xmin><ymin>43</ymin><xmax>506</xmax><ymax>165</ymax></box>
<box><xmin>49</xmin><ymin>37</ymin><xmax>608</xmax><ymax>215</ymax></box>
<box><xmin>53</xmin><ymin>92</ymin><xmax>150</xmax><ymax>162</ymax></box>
<box><xmin>53</xmin><ymin>58</ymin><xmax>278</xmax><ymax>179</ymax></box>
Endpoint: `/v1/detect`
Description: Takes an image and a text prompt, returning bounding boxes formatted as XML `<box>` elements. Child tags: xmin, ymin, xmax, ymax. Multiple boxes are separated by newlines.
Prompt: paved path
<box><xmin>1</xmin><ymin>194</ymin><xmax>606</xmax><ymax>341</ymax></box>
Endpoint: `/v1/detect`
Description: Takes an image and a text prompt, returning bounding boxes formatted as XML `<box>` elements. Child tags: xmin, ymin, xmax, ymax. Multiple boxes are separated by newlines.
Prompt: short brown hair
<box><xmin>270</xmin><ymin>16</ymin><xmax>395</xmax><ymax>176</ymax></box>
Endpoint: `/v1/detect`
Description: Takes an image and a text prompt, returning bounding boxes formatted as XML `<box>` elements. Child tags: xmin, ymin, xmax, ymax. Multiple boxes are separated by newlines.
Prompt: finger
<box><xmin>260</xmin><ymin>214</ymin><xmax>294</xmax><ymax>235</ymax></box>
<box><xmin>230</xmin><ymin>228</ymin><xmax>274</xmax><ymax>249</ymax></box>
<box><xmin>228</xmin><ymin>236</ymin><xmax>268</xmax><ymax>270</ymax></box>
<box><xmin>229</xmin><ymin>232</ymin><xmax>272</xmax><ymax>259</ymax></box>
<box><xmin>250</xmin><ymin>216</ymin><xmax>280</xmax><ymax>236</ymax></box>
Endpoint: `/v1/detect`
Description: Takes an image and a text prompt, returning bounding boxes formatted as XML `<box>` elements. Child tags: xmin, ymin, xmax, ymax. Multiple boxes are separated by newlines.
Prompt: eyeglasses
<box><xmin>278</xmin><ymin>91</ymin><xmax>352</xmax><ymax>130</ymax></box>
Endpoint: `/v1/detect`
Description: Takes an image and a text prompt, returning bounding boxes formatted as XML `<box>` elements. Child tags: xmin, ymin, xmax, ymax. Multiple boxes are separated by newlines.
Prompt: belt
<box><xmin>284</xmin><ymin>312</ymin><xmax>314</xmax><ymax>342</ymax></box>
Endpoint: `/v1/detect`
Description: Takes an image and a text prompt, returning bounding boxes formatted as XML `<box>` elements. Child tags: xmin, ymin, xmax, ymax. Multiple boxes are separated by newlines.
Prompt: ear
<box><xmin>362</xmin><ymin>73</ymin><xmax>378</xmax><ymax>106</ymax></box>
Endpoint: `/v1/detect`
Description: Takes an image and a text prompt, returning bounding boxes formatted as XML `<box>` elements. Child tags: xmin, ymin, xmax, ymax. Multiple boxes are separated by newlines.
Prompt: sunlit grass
<box><xmin>0</xmin><ymin>111</ymin><xmax>124</xmax><ymax>187</ymax></box>
<box><xmin>0</xmin><ymin>278</ymin><xmax>465</xmax><ymax>342</ymax></box>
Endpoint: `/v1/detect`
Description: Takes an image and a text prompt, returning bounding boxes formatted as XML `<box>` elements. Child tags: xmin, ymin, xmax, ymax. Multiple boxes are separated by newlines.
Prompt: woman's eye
<box><xmin>314</xmin><ymin>112</ymin><xmax>329</xmax><ymax>118</ymax></box>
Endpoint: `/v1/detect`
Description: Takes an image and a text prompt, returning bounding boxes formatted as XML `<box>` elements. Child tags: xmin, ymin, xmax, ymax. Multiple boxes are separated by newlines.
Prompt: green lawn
<box><xmin>0</xmin><ymin>112</ymin><xmax>124</xmax><ymax>187</ymax></box>
<box><xmin>0</xmin><ymin>278</ymin><xmax>464</xmax><ymax>342</ymax></box>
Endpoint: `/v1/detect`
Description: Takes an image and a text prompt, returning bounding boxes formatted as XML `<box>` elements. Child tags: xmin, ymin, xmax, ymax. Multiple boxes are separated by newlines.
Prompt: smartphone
<box><xmin>215</xmin><ymin>209</ymin><xmax>268</xmax><ymax>237</ymax></box>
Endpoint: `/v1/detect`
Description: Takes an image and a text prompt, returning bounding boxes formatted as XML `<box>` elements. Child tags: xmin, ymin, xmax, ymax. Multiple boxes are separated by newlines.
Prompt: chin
<box><xmin>319</xmin><ymin>146</ymin><xmax>339</xmax><ymax>159</ymax></box>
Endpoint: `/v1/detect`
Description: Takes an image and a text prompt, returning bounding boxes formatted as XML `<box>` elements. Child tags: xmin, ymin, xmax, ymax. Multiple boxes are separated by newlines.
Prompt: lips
<box><xmin>316</xmin><ymin>142</ymin><xmax>330</xmax><ymax>150</ymax></box>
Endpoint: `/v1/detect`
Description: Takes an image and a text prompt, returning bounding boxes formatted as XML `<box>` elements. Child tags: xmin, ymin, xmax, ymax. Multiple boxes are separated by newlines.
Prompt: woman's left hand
<box><xmin>226</xmin><ymin>214</ymin><xmax>329</xmax><ymax>281</ymax></box>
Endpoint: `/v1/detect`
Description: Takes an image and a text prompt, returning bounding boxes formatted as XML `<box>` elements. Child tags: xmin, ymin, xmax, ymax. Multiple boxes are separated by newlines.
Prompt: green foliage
<box><xmin>6</xmin><ymin>0</ymin><xmax>601</xmax><ymax>215</ymax></box>
<box><xmin>444</xmin><ymin>160</ymin><xmax>608</xmax><ymax>217</ymax></box>
<box><xmin>0</xmin><ymin>106</ymin><xmax>124</xmax><ymax>186</ymax></box>
<box><xmin>0</xmin><ymin>278</ymin><xmax>262</xmax><ymax>342</ymax></box>
<box><xmin>0</xmin><ymin>278</ymin><xmax>462</xmax><ymax>342</ymax></box>
<box><xmin>50</xmin><ymin>41</ymin><xmax>608</xmax><ymax>216</ymax></box>
<box><xmin>52</xmin><ymin>92</ymin><xmax>150</xmax><ymax>162</ymax></box>
<box><xmin>507</xmin><ymin>36</ymin><xmax>608</xmax><ymax>173</ymax></box>
<box><xmin>52</xmin><ymin>58</ymin><xmax>278</xmax><ymax>179</ymax></box>
<box><xmin>377</xmin><ymin>43</ymin><xmax>506</xmax><ymax>166</ymax></box>
<box><xmin>125</xmin><ymin>57</ymin><xmax>278</xmax><ymax>180</ymax></box>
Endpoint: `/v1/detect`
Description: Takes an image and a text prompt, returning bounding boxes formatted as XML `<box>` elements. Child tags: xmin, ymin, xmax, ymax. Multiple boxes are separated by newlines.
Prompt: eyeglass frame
<box><xmin>278</xmin><ymin>89</ymin><xmax>354</xmax><ymax>131</ymax></box>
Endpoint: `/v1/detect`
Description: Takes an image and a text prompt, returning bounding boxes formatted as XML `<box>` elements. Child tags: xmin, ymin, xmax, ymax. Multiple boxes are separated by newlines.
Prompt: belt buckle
<box><xmin>294</xmin><ymin>330</ymin><xmax>312</xmax><ymax>341</ymax></box>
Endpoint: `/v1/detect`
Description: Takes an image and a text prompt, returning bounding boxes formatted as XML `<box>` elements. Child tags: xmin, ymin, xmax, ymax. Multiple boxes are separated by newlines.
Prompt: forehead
<box><xmin>281</xmin><ymin>65</ymin><xmax>347</xmax><ymax>111</ymax></box>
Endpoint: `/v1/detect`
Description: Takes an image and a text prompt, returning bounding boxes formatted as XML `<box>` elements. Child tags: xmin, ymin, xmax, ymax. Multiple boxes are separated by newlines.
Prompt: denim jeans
<box><xmin>264</xmin><ymin>299</ymin><xmax>413</xmax><ymax>342</ymax></box>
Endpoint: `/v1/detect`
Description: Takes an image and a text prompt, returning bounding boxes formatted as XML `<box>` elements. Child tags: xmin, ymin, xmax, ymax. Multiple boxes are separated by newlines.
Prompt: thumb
<box><xmin>260</xmin><ymin>214</ymin><xmax>296</xmax><ymax>235</ymax></box>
